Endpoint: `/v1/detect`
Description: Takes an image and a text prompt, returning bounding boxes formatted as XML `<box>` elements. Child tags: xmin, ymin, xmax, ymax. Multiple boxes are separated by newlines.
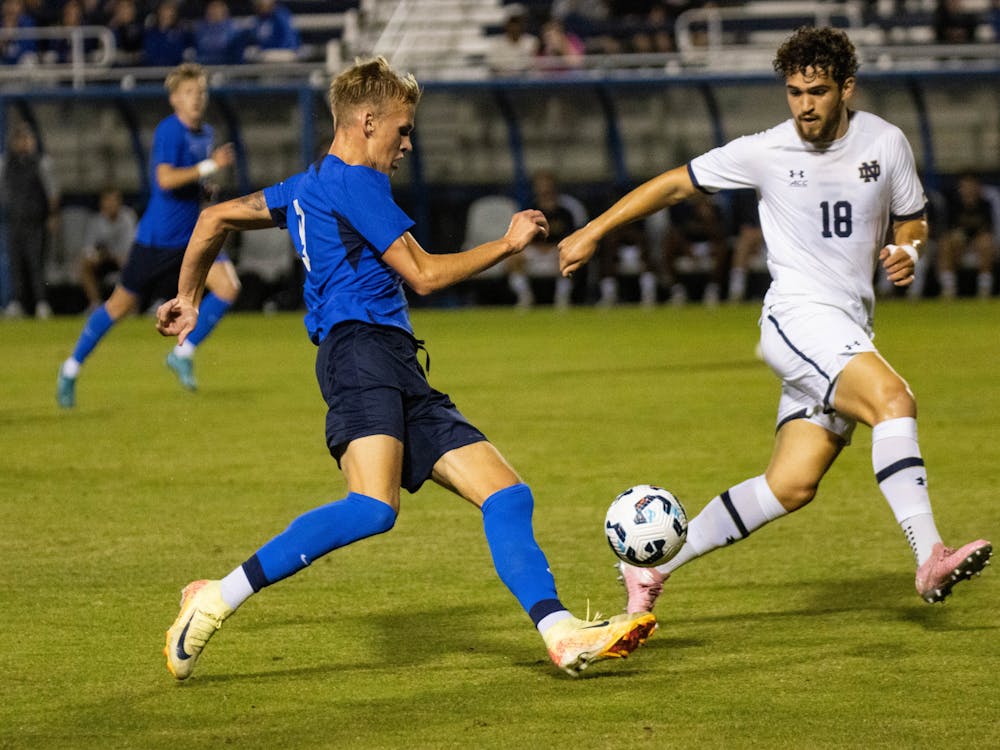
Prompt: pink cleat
<box><xmin>915</xmin><ymin>540</ymin><xmax>992</xmax><ymax>603</ymax></box>
<box><xmin>618</xmin><ymin>561</ymin><xmax>669</xmax><ymax>614</ymax></box>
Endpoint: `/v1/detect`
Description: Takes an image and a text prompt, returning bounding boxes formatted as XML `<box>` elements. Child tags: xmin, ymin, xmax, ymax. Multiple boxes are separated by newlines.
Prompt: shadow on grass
<box><xmin>660</xmin><ymin>572</ymin><xmax>997</xmax><ymax>632</ymax></box>
<box><xmin>177</xmin><ymin>601</ymin><xmax>670</xmax><ymax>684</ymax></box>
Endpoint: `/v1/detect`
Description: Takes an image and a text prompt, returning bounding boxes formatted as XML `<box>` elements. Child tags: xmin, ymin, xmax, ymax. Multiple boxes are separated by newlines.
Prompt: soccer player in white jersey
<box><xmin>558</xmin><ymin>27</ymin><xmax>991</xmax><ymax>612</ymax></box>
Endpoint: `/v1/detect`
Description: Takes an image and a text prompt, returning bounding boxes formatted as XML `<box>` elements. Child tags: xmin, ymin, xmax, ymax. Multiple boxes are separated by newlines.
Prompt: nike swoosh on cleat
<box><xmin>175</xmin><ymin>617</ymin><xmax>194</xmax><ymax>660</ymax></box>
<box><xmin>581</xmin><ymin>621</ymin><xmax>611</xmax><ymax>629</ymax></box>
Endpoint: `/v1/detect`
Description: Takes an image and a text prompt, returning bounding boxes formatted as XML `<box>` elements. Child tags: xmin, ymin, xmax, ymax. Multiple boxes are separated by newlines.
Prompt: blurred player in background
<box><xmin>558</xmin><ymin>27</ymin><xmax>991</xmax><ymax>612</ymax></box>
<box><xmin>56</xmin><ymin>63</ymin><xmax>239</xmax><ymax>407</ymax></box>
<box><xmin>157</xmin><ymin>56</ymin><xmax>655</xmax><ymax>681</ymax></box>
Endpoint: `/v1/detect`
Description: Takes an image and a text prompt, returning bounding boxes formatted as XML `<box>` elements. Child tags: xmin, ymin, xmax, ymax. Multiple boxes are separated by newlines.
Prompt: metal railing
<box><xmin>1</xmin><ymin>9</ymin><xmax>998</xmax><ymax>90</ymax></box>
<box><xmin>0</xmin><ymin>11</ymin><xmax>359</xmax><ymax>91</ymax></box>
<box><xmin>0</xmin><ymin>25</ymin><xmax>116</xmax><ymax>88</ymax></box>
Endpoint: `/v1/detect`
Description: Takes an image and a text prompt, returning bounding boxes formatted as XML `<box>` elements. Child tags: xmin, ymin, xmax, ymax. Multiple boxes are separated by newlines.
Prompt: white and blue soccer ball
<box><xmin>604</xmin><ymin>484</ymin><xmax>688</xmax><ymax>567</ymax></box>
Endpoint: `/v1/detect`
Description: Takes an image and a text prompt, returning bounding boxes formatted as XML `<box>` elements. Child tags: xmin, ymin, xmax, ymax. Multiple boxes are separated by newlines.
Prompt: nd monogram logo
<box><xmin>859</xmin><ymin>160</ymin><xmax>881</xmax><ymax>182</ymax></box>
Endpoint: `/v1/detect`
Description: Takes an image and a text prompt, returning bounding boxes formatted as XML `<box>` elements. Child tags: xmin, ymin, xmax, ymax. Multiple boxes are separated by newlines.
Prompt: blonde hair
<box><xmin>328</xmin><ymin>56</ymin><xmax>421</xmax><ymax>129</ymax></box>
<box><xmin>165</xmin><ymin>62</ymin><xmax>207</xmax><ymax>93</ymax></box>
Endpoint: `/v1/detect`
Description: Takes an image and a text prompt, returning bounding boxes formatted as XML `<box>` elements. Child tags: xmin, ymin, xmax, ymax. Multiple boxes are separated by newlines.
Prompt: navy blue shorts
<box><xmin>119</xmin><ymin>242</ymin><xmax>230</xmax><ymax>297</ymax></box>
<box><xmin>316</xmin><ymin>321</ymin><xmax>487</xmax><ymax>494</ymax></box>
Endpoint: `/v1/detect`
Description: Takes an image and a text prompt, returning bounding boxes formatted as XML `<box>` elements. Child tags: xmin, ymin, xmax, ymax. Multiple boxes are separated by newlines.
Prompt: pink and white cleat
<box><xmin>915</xmin><ymin>539</ymin><xmax>992</xmax><ymax>603</ymax></box>
<box><xmin>618</xmin><ymin>561</ymin><xmax>669</xmax><ymax>614</ymax></box>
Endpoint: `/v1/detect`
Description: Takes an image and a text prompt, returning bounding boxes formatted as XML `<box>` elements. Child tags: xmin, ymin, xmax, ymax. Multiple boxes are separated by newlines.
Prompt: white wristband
<box><xmin>898</xmin><ymin>243</ymin><xmax>919</xmax><ymax>264</ymax></box>
<box><xmin>197</xmin><ymin>159</ymin><xmax>219</xmax><ymax>178</ymax></box>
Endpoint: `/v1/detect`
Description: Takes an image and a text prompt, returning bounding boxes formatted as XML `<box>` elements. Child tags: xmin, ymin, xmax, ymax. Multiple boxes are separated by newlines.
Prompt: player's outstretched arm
<box><xmin>155</xmin><ymin>143</ymin><xmax>237</xmax><ymax>190</ymax></box>
<box><xmin>156</xmin><ymin>191</ymin><xmax>275</xmax><ymax>341</ymax></box>
<box><xmin>382</xmin><ymin>209</ymin><xmax>548</xmax><ymax>295</ymax></box>
<box><xmin>559</xmin><ymin>165</ymin><xmax>697</xmax><ymax>277</ymax></box>
<box><xmin>879</xmin><ymin>216</ymin><xmax>928</xmax><ymax>288</ymax></box>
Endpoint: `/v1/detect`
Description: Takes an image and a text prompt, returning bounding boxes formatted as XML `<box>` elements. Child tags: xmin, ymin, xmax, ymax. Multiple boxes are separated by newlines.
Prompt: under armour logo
<box><xmin>789</xmin><ymin>169</ymin><xmax>804</xmax><ymax>178</ymax></box>
<box><xmin>916</xmin><ymin>477</ymin><xmax>926</xmax><ymax>486</ymax></box>
<box><xmin>859</xmin><ymin>161</ymin><xmax>881</xmax><ymax>182</ymax></box>
<box><xmin>844</xmin><ymin>340</ymin><xmax>864</xmax><ymax>351</ymax></box>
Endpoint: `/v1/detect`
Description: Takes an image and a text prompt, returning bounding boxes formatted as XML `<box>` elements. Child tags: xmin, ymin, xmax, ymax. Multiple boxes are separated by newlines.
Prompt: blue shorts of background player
<box><xmin>56</xmin><ymin>241</ymin><xmax>240</xmax><ymax>406</ymax></box>
<box><xmin>118</xmin><ymin>242</ymin><xmax>233</xmax><ymax>304</ymax></box>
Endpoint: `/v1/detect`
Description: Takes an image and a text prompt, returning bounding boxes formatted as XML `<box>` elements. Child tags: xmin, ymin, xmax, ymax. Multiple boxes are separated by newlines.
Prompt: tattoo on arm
<box><xmin>238</xmin><ymin>191</ymin><xmax>267</xmax><ymax>212</ymax></box>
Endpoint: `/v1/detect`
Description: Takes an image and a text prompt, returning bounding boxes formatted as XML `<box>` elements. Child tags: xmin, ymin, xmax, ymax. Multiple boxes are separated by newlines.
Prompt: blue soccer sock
<box><xmin>184</xmin><ymin>292</ymin><xmax>232</xmax><ymax>348</ymax></box>
<box><xmin>481</xmin><ymin>483</ymin><xmax>566</xmax><ymax>629</ymax></box>
<box><xmin>69</xmin><ymin>305</ymin><xmax>115</xmax><ymax>366</ymax></box>
<box><xmin>241</xmin><ymin>492</ymin><xmax>397</xmax><ymax>590</ymax></box>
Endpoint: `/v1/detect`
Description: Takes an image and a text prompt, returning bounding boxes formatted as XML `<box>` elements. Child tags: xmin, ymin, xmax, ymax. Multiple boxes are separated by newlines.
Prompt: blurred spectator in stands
<box><xmin>1</xmin><ymin>0</ymin><xmax>39</xmax><ymax>65</ymax></box>
<box><xmin>143</xmin><ymin>0</ymin><xmax>192</xmax><ymax>67</ymax></box>
<box><xmin>48</xmin><ymin>0</ymin><xmax>100</xmax><ymax>64</ymax></box>
<box><xmin>79</xmin><ymin>186</ymin><xmax>138</xmax><ymax>310</ymax></box>
<box><xmin>22</xmin><ymin>0</ymin><xmax>56</xmax><ymax>25</ymax></box>
<box><xmin>537</xmin><ymin>17</ymin><xmax>585</xmax><ymax>72</ymax></box>
<box><xmin>992</xmin><ymin>0</ymin><xmax>1000</xmax><ymax>40</ymax></box>
<box><xmin>78</xmin><ymin>0</ymin><xmax>102</xmax><ymax>24</ymax></box>
<box><xmin>726</xmin><ymin>188</ymin><xmax>765</xmax><ymax>303</ymax></box>
<box><xmin>507</xmin><ymin>169</ymin><xmax>586</xmax><ymax>309</ymax></box>
<box><xmin>196</xmin><ymin>0</ymin><xmax>245</xmax><ymax>66</ymax></box>
<box><xmin>108</xmin><ymin>0</ymin><xmax>144</xmax><ymax>65</ymax></box>
<box><xmin>629</xmin><ymin>2</ymin><xmax>677</xmax><ymax>54</ymax></box>
<box><xmin>661</xmin><ymin>190</ymin><xmax>728</xmax><ymax>306</ymax></box>
<box><xmin>246</xmin><ymin>0</ymin><xmax>299</xmax><ymax>63</ymax></box>
<box><xmin>486</xmin><ymin>3</ymin><xmax>538</xmax><ymax>75</ymax></box>
<box><xmin>0</xmin><ymin>125</ymin><xmax>59</xmax><ymax>319</ymax></box>
<box><xmin>596</xmin><ymin>191</ymin><xmax>660</xmax><ymax>307</ymax></box>
<box><xmin>937</xmin><ymin>172</ymin><xmax>998</xmax><ymax>299</ymax></box>
<box><xmin>934</xmin><ymin>0</ymin><xmax>979</xmax><ymax>43</ymax></box>
<box><xmin>552</xmin><ymin>0</ymin><xmax>608</xmax><ymax>39</ymax></box>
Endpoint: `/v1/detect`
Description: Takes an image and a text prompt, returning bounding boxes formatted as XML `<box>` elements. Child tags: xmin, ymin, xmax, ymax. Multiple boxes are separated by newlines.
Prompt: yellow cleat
<box><xmin>164</xmin><ymin>579</ymin><xmax>232</xmax><ymax>680</ymax></box>
<box><xmin>543</xmin><ymin>611</ymin><xmax>657</xmax><ymax>677</ymax></box>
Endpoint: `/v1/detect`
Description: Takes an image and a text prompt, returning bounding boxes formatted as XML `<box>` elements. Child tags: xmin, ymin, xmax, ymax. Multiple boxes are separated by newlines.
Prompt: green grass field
<box><xmin>2</xmin><ymin>300</ymin><xmax>998</xmax><ymax>749</ymax></box>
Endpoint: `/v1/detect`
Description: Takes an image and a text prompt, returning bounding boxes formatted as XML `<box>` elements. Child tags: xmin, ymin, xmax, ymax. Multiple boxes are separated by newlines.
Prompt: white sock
<box><xmin>659</xmin><ymin>475</ymin><xmax>787</xmax><ymax>574</ymax></box>
<box><xmin>537</xmin><ymin>610</ymin><xmax>572</xmax><ymax>635</ymax></box>
<box><xmin>900</xmin><ymin>513</ymin><xmax>942</xmax><ymax>567</ymax></box>
<box><xmin>554</xmin><ymin>277</ymin><xmax>572</xmax><ymax>307</ymax></box>
<box><xmin>508</xmin><ymin>272</ymin><xmax>532</xmax><ymax>306</ymax></box>
<box><xmin>61</xmin><ymin>357</ymin><xmax>81</xmax><ymax>379</ymax></box>
<box><xmin>599</xmin><ymin>276</ymin><xmax>618</xmax><ymax>305</ymax></box>
<box><xmin>977</xmin><ymin>272</ymin><xmax>993</xmax><ymax>298</ymax></box>
<box><xmin>174</xmin><ymin>340</ymin><xmax>196</xmax><ymax>358</ymax></box>
<box><xmin>219</xmin><ymin>566</ymin><xmax>255</xmax><ymax>611</ymax></box>
<box><xmin>871</xmin><ymin>417</ymin><xmax>941</xmax><ymax>565</ymax></box>
<box><xmin>639</xmin><ymin>271</ymin><xmax>657</xmax><ymax>305</ymax></box>
<box><xmin>939</xmin><ymin>270</ymin><xmax>957</xmax><ymax>297</ymax></box>
<box><xmin>729</xmin><ymin>267</ymin><xmax>747</xmax><ymax>300</ymax></box>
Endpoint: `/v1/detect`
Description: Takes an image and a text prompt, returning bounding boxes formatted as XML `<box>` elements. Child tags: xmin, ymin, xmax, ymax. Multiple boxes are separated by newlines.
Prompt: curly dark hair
<box><xmin>773</xmin><ymin>27</ymin><xmax>859</xmax><ymax>87</ymax></box>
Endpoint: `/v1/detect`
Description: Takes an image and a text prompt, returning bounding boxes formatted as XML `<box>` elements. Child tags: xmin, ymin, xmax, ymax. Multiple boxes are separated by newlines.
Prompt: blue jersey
<box><xmin>263</xmin><ymin>155</ymin><xmax>416</xmax><ymax>344</ymax></box>
<box><xmin>136</xmin><ymin>114</ymin><xmax>214</xmax><ymax>249</ymax></box>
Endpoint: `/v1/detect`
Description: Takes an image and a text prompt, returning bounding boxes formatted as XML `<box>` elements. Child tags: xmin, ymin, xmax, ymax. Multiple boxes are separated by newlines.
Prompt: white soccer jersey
<box><xmin>689</xmin><ymin>110</ymin><xmax>926</xmax><ymax>322</ymax></box>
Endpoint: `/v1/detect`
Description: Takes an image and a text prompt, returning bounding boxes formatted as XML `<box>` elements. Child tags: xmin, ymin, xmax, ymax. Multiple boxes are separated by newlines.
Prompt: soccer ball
<box><xmin>604</xmin><ymin>484</ymin><xmax>688</xmax><ymax>567</ymax></box>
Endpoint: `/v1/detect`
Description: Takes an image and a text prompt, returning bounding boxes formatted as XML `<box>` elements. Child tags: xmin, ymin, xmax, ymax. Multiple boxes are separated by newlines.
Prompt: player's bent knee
<box><xmin>874</xmin><ymin>381</ymin><xmax>916</xmax><ymax>421</ymax></box>
<box><xmin>349</xmin><ymin>492</ymin><xmax>398</xmax><ymax>534</ymax></box>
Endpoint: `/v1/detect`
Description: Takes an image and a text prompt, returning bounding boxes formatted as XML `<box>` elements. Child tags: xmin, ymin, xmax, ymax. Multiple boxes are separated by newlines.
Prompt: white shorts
<box><xmin>758</xmin><ymin>298</ymin><xmax>876</xmax><ymax>444</ymax></box>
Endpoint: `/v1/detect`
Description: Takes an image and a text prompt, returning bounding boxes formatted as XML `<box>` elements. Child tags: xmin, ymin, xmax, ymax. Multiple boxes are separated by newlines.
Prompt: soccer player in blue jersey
<box><xmin>56</xmin><ymin>63</ymin><xmax>240</xmax><ymax>407</ymax></box>
<box><xmin>157</xmin><ymin>56</ymin><xmax>656</xmax><ymax>680</ymax></box>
